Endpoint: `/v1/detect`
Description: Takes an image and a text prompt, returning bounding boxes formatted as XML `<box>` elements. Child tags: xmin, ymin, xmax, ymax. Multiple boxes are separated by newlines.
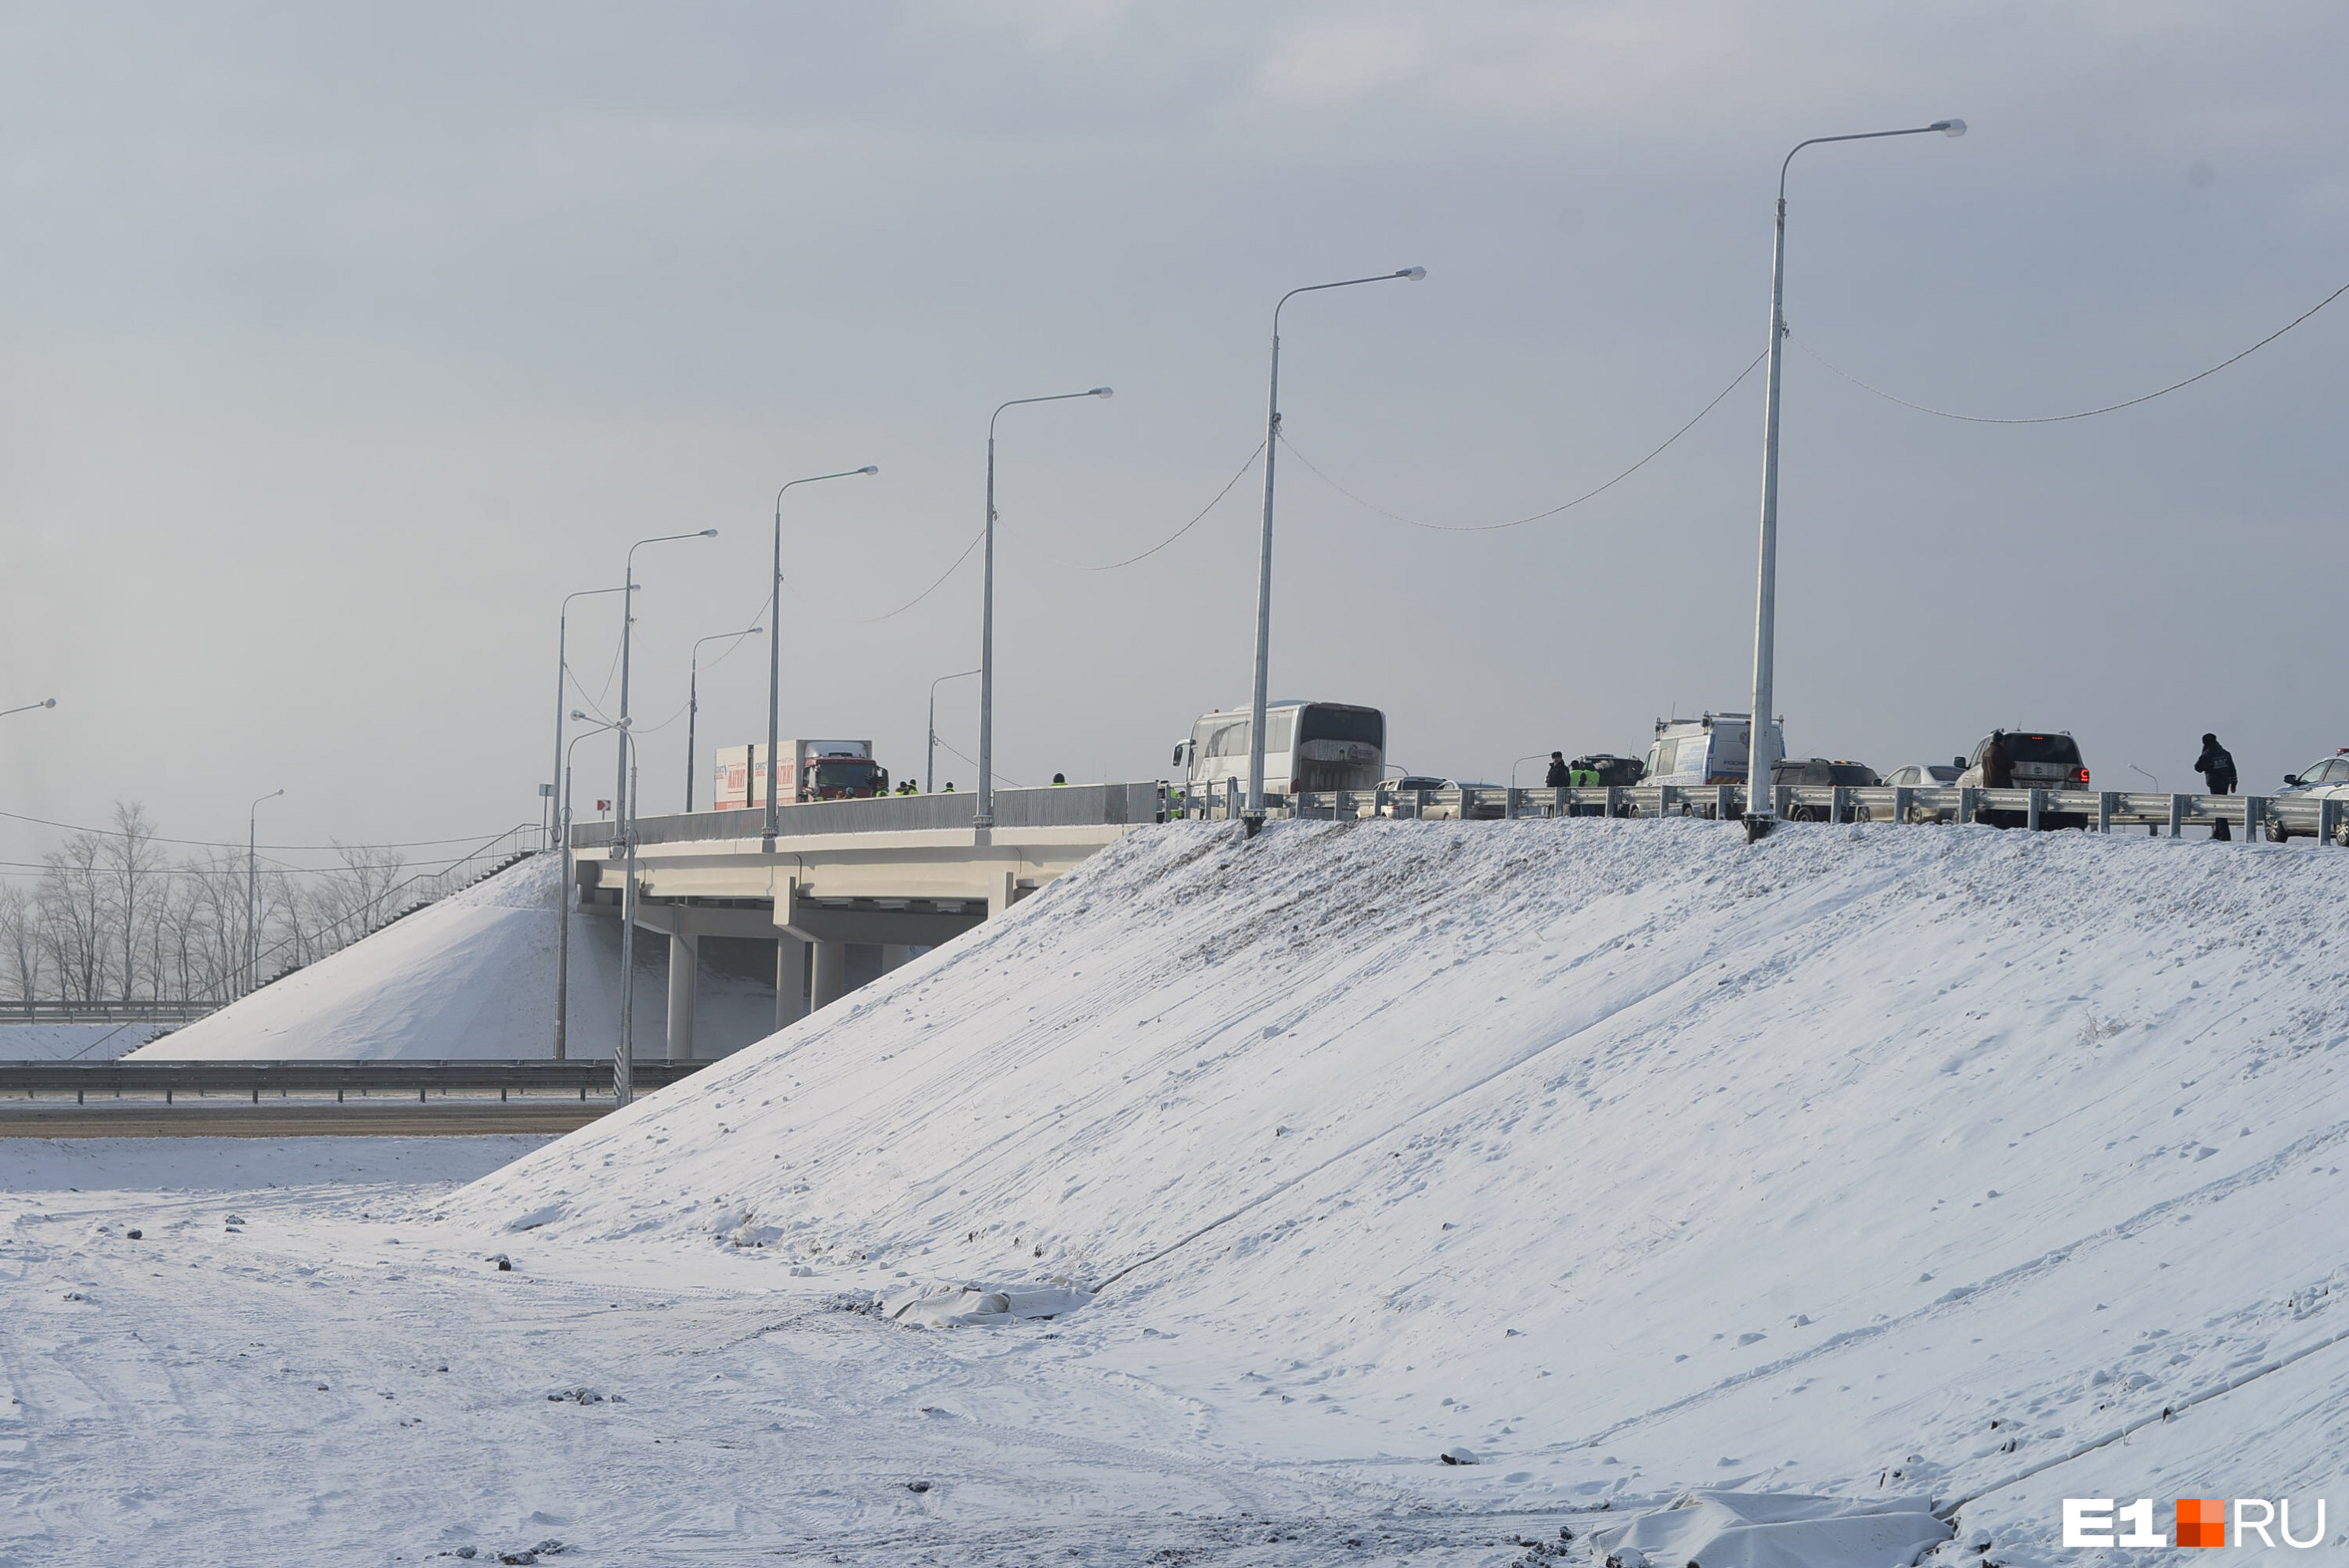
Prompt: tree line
<box><xmin>0</xmin><ymin>801</ymin><xmax>496</xmax><ymax>1004</ymax></box>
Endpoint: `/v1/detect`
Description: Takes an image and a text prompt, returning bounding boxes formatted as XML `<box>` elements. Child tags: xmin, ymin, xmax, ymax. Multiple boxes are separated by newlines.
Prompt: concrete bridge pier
<box><xmin>775</xmin><ymin>934</ymin><xmax>807</xmax><ymax>1031</ymax></box>
<box><xmin>809</xmin><ymin>940</ymin><xmax>850</xmax><ymax>1013</ymax></box>
<box><xmin>665</xmin><ymin>928</ymin><xmax>698</xmax><ymax>1062</ymax></box>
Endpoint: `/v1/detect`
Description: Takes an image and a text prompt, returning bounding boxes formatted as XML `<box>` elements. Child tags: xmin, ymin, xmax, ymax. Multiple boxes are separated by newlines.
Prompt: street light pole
<box><xmin>1243</xmin><ymin>268</ymin><xmax>1425</xmax><ymax>836</ymax></box>
<box><xmin>976</xmin><ymin>388</ymin><xmax>1112</xmax><ymax>831</ymax></box>
<box><xmin>555</xmin><ymin>712</ymin><xmax>624</xmax><ymax>1060</ymax></box>
<box><xmin>1743</xmin><ymin>118</ymin><xmax>1965</xmax><ymax>841</ymax></box>
<box><xmin>614</xmin><ymin>528</ymin><xmax>718</xmax><ymax>1108</ymax></box>
<box><xmin>927</xmin><ymin>668</ymin><xmax>980</xmax><ymax>795</ymax></box>
<box><xmin>550</xmin><ymin>586</ymin><xmax>633</xmax><ymax>851</ymax></box>
<box><xmin>685</xmin><ymin>625</ymin><xmax>763</xmax><ymax>812</ymax></box>
<box><xmin>245</xmin><ymin>788</ymin><xmax>283</xmax><ymax>995</ymax></box>
<box><xmin>765</xmin><ymin>467</ymin><xmax>879</xmax><ymax>843</ymax></box>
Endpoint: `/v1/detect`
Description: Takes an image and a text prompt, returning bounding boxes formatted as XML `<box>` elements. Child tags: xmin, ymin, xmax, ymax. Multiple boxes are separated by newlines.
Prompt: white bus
<box><xmin>1174</xmin><ymin>701</ymin><xmax>1386</xmax><ymax>800</ymax></box>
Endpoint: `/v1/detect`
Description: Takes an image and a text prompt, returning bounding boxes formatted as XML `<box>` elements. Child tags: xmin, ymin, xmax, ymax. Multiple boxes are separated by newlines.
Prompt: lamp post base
<box><xmin>1242</xmin><ymin>813</ymin><xmax>1265</xmax><ymax>839</ymax></box>
<box><xmin>1742</xmin><ymin>813</ymin><xmax>1777</xmax><ymax>844</ymax></box>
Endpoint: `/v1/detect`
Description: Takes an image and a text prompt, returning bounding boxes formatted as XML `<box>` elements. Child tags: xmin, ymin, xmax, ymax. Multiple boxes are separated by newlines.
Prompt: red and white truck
<box><xmin>712</xmin><ymin>740</ymin><xmax>889</xmax><ymax>810</ymax></box>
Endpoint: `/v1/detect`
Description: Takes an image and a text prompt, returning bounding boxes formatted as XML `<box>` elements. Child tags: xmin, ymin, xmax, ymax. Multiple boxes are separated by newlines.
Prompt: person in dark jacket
<box><xmin>1979</xmin><ymin>733</ymin><xmax>2013</xmax><ymax>790</ymax></box>
<box><xmin>1543</xmin><ymin>752</ymin><xmax>1569</xmax><ymax>788</ymax></box>
<box><xmin>2195</xmin><ymin>732</ymin><xmax>2237</xmax><ymax>841</ymax></box>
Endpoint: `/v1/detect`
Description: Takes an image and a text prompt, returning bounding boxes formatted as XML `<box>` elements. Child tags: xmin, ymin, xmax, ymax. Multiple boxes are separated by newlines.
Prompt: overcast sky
<box><xmin>2</xmin><ymin>2</ymin><xmax>2344</xmax><ymax>863</ymax></box>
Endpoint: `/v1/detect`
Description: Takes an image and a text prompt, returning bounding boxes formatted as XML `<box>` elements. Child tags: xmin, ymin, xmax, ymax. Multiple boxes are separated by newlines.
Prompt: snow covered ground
<box><xmin>125</xmin><ymin>852</ymin><xmax>775</xmax><ymax>1062</ymax></box>
<box><xmin>0</xmin><ymin>1022</ymin><xmax>167</xmax><ymax>1060</ymax></box>
<box><xmin>11</xmin><ymin>820</ymin><xmax>2349</xmax><ymax>1563</ymax></box>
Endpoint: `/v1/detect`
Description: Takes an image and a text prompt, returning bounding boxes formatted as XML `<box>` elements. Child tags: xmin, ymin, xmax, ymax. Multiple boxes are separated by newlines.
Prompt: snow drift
<box><xmin>128</xmin><ymin>852</ymin><xmax>774</xmax><ymax>1061</ymax></box>
<box><xmin>446</xmin><ymin>820</ymin><xmax>2349</xmax><ymax>1556</ymax></box>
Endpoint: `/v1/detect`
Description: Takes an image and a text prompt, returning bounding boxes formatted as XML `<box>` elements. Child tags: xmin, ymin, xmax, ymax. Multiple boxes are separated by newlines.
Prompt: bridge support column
<box><xmin>810</xmin><ymin>940</ymin><xmax>850</xmax><ymax>1013</ymax></box>
<box><xmin>665</xmin><ymin>929</ymin><xmax>698</xmax><ymax>1062</ymax></box>
<box><xmin>774</xmin><ymin>934</ymin><xmax>807</xmax><ymax>1031</ymax></box>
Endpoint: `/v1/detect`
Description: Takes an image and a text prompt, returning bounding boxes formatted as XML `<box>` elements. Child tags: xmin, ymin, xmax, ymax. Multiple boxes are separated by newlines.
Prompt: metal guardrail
<box><xmin>568</xmin><ymin>781</ymin><xmax>1169</xmax><ymax>849</ymax></box>
<box><xmin>0</xmin><ymin>1000</ymin><xmax>223</xmax><ymax>1025</ymax></box>
<box><xmin>1246</xmin><ymin>784</ymin><xmax>2347</xmax><ymax>844</ymax></box>
<box><xmin>0</xmin><ymin>1058</ymin><xmax>713</xmax><ymax>1100</ymax></box>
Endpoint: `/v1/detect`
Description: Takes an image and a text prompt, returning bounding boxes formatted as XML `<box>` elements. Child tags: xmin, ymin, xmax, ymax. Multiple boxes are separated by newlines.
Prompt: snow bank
<box><xmin>445</xmin><ymin>820</ymin><xmax>2349</xmax><ymax>1548</ymax></box>
<box><xmin>1588</xmin><ymin>1490</ymin><xmax>1947</xmax><ymax>1568</ymax></box>
<box><xmin>127</xmin><ymin>853</ymin><xmax>773</xmax><ymax>1061</ymax></box>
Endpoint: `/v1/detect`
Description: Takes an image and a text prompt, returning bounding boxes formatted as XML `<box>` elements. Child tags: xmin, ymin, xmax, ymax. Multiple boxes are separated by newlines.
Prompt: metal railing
<box><xmin>569</xmin><ymin>781</ymin><xmax>1168</xmax><ymax>849</ymax></box>
<box><xmin>1238</xmin><ymin>784</ymin><xmax>2347</xmax><ymax>845</ymax></box>
<box><xmin>0</xmin><ymin>1058</ymin><xmax>712</xmax><ymax>1100</ymax></box>
<box><xmin>0</xmin><ymin>1000</ymin><xmax>222</xmax><ymax>1025</ymax></box>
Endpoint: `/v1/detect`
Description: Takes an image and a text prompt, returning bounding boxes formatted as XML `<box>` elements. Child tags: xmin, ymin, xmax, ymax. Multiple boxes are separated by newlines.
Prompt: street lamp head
<box><xmin>857</xmin><ymin>465</ymin><xmax>879</xmax><ymax>475</ymax></box>
<box><xmin>570</xmin><ymin>709</ymin><xmax>590</xmax><ymax>720</ymax></box>
<box><xmin>748</xmin><ymin>625</ymin><xmax>766</xmax><ymax>636</ymax></box>
<box><xmin>699</xmin><ymin>528</ymin><xmax>720</xmax><ymax>537</ymax></box>
<box><xmin>1932</xmin><ymin>118</ymin><xmax>1967</xmax><ymax>137</ymax></box>
<box><xmin>41</xmin><ymin>697</ymin><xmax>56</xmax><ymax>708</ymax></box>
<box><xmin>1397</xmin><ymin>266</ymin><xmax>1427</xmax><ymax>281</ymax></box>
<box><xmin>1088</xmin><ymin>387</ymin><xmax>1113</xmax><ymax>399</ymax></box>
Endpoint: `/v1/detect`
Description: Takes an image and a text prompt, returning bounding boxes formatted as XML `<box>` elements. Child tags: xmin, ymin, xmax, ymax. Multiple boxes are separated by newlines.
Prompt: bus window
<box><xmin>1299</xmin><ymin>707</ymin><xmax>1383</xmax><ymax>748</ymax></box>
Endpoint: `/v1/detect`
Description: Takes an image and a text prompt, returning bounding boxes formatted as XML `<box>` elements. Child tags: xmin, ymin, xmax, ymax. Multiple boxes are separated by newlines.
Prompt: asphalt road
<box><xmin>0</xmin><ymin>1101</ymin><xmax>608</xmax><ymax>1137</ymax></box>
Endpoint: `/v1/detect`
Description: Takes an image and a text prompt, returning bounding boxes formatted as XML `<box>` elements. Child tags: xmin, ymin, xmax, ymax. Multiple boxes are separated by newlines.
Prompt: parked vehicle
<box><xmin>1569</xmin><ymin>754</ymin><xmax>1647</xmax><ymax>788</ymax></box>
<box><xmin>1881</xmin><ymin>762</ymin><xmax>1964</xmax><ymax>788</ymax></box>
<box><xmin>1642</xmin><ymin>712</ymin><xmax>1781</xmax><ymax>788</ymax></box>
<box><xmin>1359</xmin><ymin>775</ymin><xmax>1449</xmax><ymax>819</ymax></box>
<box><xmin>1174</xmin><ymin>701</ymin><xmax>1386</xmax><ymax>802</ymax></box>
<box><xmin>713</xmin><ymin>739</ymin><xmax>889</xmax><ymax>809</ymax></box>
<box><xmin>1876</xmin><ymin>761</ymin><xmax>1965</xmax><ymax>824</ymax></box>
<box><xmin>1955</xmin><ymin>730</ymin><xmax>2092</xmax><ymax>828</ymax></box>
<box><xmin>1769</xmin><ymin>758</ymin><xmax>1880</xmax><ymax>821</ymax></box>
<box><xmin>1423</xmin><ymin>780</ymin><xmax>1506</xmax><ymax>821</ymax></box>
<box><xmin>2272</xmin><ymin>748</ymin><xmax>2349</xmax><ymax>843</ymax></box>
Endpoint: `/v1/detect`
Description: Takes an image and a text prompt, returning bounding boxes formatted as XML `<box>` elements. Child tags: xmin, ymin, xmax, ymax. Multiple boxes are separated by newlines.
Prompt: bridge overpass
<box><xmin>564</xmin><ymin>782</ymin><xmax>1167</xmax><ymax>1056</ymax></box>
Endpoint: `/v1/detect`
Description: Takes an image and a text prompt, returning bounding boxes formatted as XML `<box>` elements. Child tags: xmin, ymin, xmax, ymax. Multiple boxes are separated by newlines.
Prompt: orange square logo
<box><xmin>2176</xmin><ymin>1497</ymin><xmax>2225</xmax><ymax>1548</ymax></box>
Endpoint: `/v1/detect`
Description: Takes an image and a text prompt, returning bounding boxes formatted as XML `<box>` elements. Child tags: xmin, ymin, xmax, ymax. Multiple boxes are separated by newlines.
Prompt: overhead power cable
<box><xmin>1055</xmin><ymin>441</ymin><xmax>1265</xmax><ymax>571</ymax></box>
<box><xmin>846</xmin><ymin>530</ymin><xmax>986</xmax><ymax>625</ymax></box>
<box><xmin>1801</xmin><ymin>276</ymin><xmax>2349</xmax><ymax>424</ymax></box>
<box><xmin>1278</xmin><ymin>350</ymin><xmax>1766</xmax><ymax>533</ymax></box>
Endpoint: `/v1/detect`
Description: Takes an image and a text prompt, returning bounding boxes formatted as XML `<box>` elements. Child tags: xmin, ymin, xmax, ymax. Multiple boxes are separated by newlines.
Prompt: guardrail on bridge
<box><xmin>1228</xmin><ymin>783</ymin><xmax>2347</xmax><ymax>844</ymax></box>
<box><xmin>568</xmin><ymin>780</ymin><xmax>1168</xmax><ymax>849</ymax></box>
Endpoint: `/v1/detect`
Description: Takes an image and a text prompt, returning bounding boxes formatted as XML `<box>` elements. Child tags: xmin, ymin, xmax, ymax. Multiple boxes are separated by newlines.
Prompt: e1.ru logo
<box><xmin>2064</xmin><ymin>1497</ymin><xmax>2327</xmax><ymax>1548</ymax></box>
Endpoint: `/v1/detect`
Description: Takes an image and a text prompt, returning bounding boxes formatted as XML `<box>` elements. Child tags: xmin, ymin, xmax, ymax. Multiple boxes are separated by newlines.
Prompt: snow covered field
<box><xmin>10</xmin><ymin>820</ymin><xmax>2349</xmax><ymax>1563</ymax></box>
<box><xmin>125</xmin><ymin>852</ymin><xmax>774</xmax><ymax>1062</ymax></box>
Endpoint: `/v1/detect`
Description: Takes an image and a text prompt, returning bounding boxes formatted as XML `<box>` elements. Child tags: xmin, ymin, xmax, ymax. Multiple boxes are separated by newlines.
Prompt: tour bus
<box><xmin>1173</xmin><ymin>701</ymin><xmax>1386</xmax><ymax>802</ymax></box>
<box><xmin>1643</xmin><ymin>712</ymin><xmax>1783</xmax><ymax>788</ymax></box>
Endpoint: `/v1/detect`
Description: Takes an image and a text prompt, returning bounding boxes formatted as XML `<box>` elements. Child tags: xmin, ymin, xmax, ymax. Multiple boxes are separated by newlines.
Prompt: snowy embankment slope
<box><xmin>447</xmin><ymin>820</ymin><xmax>2349</xmax><ymax>1551</ymax></box>
<box><xmin>126</xmin><ymin>852</ymin><xmax>771</xmax><ymax>1062</ymax></box>
<box><xmin>0</xmin><ymin>1022</ymin><xmax>164</xmax><ymax>1060</ymax></box>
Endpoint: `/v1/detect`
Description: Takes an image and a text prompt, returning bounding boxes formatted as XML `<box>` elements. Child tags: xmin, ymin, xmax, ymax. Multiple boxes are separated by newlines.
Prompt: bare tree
<box><xmin>103</xmin><ymin>802</ymin><xmax>165</xmax><ymax>1000</ymax></box>
<box><xmin>0</xmin><ymin>883</ymin><xmax>44</xmax><ymax>1004</ymax></box>
<box><xmin>38</xmin><ymin>832</ymin><xmax>111</xmax><ymax>1001</ymax></box>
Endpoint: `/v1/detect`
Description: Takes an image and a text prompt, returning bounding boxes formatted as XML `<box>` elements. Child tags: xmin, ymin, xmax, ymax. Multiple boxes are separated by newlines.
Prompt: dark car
<box><xmin>1957</xmin><ymin>730</ymin><xmax>2092</xmax><ymax>828</ymax></box>
<box><xmin>1769</xmin><ymin>758</ymin><xmax>1879</xmax><ymax>821</ymax></box>
<box><xmin>1570</xmin><ymin>754</ymin><xmax>1647</xmax><ymax>788</ymax></box>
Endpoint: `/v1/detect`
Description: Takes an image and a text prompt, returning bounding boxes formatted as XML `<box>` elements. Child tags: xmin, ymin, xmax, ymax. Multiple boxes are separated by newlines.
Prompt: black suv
<box><xmin>1958</xmin><ymin>730</ymin><xmax>2091</xmax><ymax>828</ymax></box>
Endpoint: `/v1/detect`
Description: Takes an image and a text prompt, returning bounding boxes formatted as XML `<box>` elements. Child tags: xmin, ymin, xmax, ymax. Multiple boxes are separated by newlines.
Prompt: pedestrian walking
<box><xmin>1979</xmin><ymin>733</ymin><xmax>2013</xmax><ymax>790</ymax></box>
<box><xmin>2195</xmin><ymin>731</ymin><xmax>2237</xmax><ymax>842</ymax></box>
<box><xmin>1543</xmin><ymin>752</ymin><xmax>1569</xmax><ymax>788</ymax></box>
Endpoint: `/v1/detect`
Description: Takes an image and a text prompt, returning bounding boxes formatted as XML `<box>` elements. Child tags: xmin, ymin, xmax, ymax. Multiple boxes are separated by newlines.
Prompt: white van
<box><xmin>1173</xmin><ymin>701</ymin><xmax>1385</xmax><ymax>799</ymax></box>
<box><xmin>1642</xmin><ymin>712</ymin><xmax>1781</xmax><ymax>788</ymax></box>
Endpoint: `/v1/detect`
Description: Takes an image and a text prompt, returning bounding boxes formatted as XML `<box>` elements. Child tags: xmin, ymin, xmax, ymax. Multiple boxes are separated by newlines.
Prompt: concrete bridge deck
<box><xmin>564</xmin><ymin>782</ymin><xmax>1167</xmax><ymax>1057</ymax></box>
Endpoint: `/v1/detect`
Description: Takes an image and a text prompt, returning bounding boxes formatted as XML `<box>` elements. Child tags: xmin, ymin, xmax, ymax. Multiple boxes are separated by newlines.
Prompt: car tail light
<box><xmin>2073</xmin><ymin>767</ymin><xmax>2090</xmax><ymax>786</ymax></box>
